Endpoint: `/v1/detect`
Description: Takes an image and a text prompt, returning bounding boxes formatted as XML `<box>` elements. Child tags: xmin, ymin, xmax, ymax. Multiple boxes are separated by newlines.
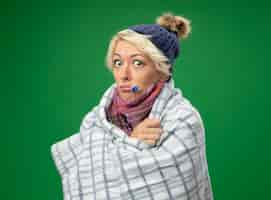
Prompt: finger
<box><xmin>143</xmin><ymin>139</ymin><xmax>156</xmax><ymax>145</ymax></box>
<box><xmin>133</xmin><ymin>126</ymin><xmax>162</xmax><ymax>139</ymax></box>
<box><xmin>144</xmin><ymin>118</ymin><xmax>161</xmax><ymax>128</ymax></box>
<box><xmin>144</xmin><ymin>127</ymin><xmax>163</xmax><ymax>135</ymax></box>
<box><xmin>142</xmin><ymin>131</ymin><xmax>162</xmax><ymax>140</ymax></box>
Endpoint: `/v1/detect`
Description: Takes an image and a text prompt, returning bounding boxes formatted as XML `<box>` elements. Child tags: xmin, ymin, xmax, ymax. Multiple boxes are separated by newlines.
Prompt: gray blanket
<box><xmin>51</xmin><ymin>78</ymin><xmax>214</xmax><ymax>200</ymax></box>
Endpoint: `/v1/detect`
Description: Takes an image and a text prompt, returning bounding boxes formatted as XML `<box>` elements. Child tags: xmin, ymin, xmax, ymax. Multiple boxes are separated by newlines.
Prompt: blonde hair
<box><xmin>105</xmin><ymin>29</ymin><xmax>172</xmax><ymax>78</ymax></box>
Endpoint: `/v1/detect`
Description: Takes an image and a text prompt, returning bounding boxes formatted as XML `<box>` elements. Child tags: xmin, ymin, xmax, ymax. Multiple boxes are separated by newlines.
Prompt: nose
<box><xmin>119</xmin><ymin>63</ymin><xmax>131</xmax><ymax>81</ymax></box>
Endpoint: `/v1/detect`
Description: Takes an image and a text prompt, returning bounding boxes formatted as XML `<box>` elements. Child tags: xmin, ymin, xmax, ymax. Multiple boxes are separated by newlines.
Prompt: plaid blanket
<box><xmin>51</xmin><ymin>78</ymin><xmax>214</xmax><ymax>200</ymax></box>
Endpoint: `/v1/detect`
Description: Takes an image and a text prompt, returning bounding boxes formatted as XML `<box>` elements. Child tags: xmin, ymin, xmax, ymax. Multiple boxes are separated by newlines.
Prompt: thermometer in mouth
<box><xmin>119</xmin><ymin>85</ymin><xmax>141</xmax><ymax>93</ymax></box>
<box><xmin>131</xmin><ymin>85</ymin><xmax>140</xmax><ymax>93</ymax></box>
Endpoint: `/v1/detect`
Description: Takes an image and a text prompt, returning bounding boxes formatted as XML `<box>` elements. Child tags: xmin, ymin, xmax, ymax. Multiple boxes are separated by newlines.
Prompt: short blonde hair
<box><xmin>105</xmin><ymin>29</ymin><xmax>172</xmax><ymax>78</ymax></box>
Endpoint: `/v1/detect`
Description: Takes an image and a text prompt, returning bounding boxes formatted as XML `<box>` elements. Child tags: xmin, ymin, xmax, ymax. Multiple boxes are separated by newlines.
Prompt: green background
<box><xmin>2</xmin><ymin>0</ymin><xmax>270</xmax><ymax>199</ymax></box>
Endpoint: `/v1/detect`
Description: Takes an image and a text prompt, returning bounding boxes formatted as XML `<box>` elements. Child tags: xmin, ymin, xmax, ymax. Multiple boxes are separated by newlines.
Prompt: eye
<box><xmin>133</xmin><ymin>59</ymin><xmax>144</xmax><ymax>68</ymax></box>
<box><xmin>112</xmin><ymin>59</ymin><xmax>122</xmax><ymax>68</ymax></box>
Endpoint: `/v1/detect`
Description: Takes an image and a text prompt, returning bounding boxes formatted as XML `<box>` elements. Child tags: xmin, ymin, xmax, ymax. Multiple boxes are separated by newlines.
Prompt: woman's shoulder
<box><xmin>79</xmin><ymin>105</ymin><xmax>99</xmax><ymax>133</ymax></box>
<box><xmin>162</xmin><ymin>87</ymin><xmax>205</xmax><ymax>133</ymax></box>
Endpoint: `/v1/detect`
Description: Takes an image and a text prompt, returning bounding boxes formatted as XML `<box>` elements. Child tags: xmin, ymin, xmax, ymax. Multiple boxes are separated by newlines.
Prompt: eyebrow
<box><xmin>113</xmin><ymin>53</ymin><xmax>144</xmax><ymax>58</ymax></box>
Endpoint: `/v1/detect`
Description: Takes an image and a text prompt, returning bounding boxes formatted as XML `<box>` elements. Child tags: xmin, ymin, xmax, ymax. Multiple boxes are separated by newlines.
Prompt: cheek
<box><xmin>112</xmin><ymin>71</ymin><xmax>119</xmax><ymax>81</ymax></box>
<box><xmin>135</xmin><ymin>69</ymin><xmax>159</xmax><ymax>86</ymax></box>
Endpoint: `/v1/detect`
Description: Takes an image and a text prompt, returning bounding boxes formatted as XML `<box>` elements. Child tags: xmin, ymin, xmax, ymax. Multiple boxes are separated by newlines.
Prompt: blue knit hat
<box><xmin>128</xmin><ymin>24</ymin><xmax>180</xmax><ymax>66</ymax></box>
<box><xmin>127</xmin><ymin>12</ymin><xmax>191</xmax><ymax>74</ymax></box>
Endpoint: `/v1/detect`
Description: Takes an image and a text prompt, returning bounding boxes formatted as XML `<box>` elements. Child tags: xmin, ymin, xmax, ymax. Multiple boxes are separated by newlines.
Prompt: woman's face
<box><xmin>112</xmin><ymin>39</ymin><xmax>164</xmax><ymax>101</ymax></box>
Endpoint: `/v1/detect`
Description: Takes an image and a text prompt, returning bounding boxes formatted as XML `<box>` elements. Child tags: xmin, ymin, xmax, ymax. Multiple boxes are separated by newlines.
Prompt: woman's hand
<box><xmin>130</xmin><ymin>118</ymin><xmax>162</xmax><ymax>145</ymax></box>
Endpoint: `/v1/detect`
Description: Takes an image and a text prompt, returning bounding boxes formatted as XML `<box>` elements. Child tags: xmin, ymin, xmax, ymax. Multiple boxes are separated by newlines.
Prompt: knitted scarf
<box><xmin>105</xmin><ymin>80</ymin><xmax>165</xmax><ymax>135</ymax></box>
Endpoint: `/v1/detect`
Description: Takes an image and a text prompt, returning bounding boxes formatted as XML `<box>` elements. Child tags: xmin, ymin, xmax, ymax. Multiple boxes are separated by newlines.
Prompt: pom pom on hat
<box><xmin>156</xmin><ymin>12</ymin><xmax>192</xmax><ymax>39</ymax></box>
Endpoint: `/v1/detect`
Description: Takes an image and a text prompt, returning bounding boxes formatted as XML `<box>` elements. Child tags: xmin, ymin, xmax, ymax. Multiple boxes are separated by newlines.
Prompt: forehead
<box><xmin>113</xmin><ymin>40</ymin><xmax>144</xmax><ymax>57</ymax></box>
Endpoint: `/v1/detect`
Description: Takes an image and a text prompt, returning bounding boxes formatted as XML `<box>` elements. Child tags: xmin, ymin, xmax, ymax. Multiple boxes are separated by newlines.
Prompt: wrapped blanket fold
<box><xmin>51</xmin><ymin>78</ymin><xmax>214</xmax><ymax>200</ymax></box>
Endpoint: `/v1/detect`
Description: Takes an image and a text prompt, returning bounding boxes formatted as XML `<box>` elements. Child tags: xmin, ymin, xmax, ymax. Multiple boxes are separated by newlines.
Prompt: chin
<box><xmin>120</xmin><ymin>92</ymin><xmax>141</xmax><ymax>101</ymax></box>
<box><xmin>120</xmin><ymin>93</ymin><xmax>133</xmax><ymax>100</ymax></box>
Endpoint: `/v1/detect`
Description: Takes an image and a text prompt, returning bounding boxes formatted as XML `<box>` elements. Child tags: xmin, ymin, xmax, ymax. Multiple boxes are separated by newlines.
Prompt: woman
<box><xmin>51</xmin><ymin>12</ymin><xmax>214</xmax><ymax>200</ymax></box>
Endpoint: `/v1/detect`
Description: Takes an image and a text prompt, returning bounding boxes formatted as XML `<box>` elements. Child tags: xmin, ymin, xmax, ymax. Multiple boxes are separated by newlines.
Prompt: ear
<box><xmin>158</xmin><ymin>73</ymin><xmax>169</xmax><ymax>81</ymax></box>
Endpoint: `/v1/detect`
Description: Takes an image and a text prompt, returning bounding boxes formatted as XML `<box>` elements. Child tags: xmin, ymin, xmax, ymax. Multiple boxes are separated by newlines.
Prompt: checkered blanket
<box><xmin>51</xmin><ymin>78</ymin><xmax>214</xmax><ymax>200</ymax></box>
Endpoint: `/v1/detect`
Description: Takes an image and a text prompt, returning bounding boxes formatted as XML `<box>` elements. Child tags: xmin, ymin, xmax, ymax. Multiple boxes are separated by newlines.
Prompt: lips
<box><xmin>119</xmin><ymin>85</ymin><xmax>131</xmax><ymax>88</ymax></box>
<box><xmin>119</xmin><ymin>85</ymin><xmax>131</xmax><ymax>92</ymax></box>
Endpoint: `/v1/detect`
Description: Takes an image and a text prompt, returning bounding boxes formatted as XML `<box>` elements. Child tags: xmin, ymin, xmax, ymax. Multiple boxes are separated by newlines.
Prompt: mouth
<box><xmin>119</xmin><ymin>87</ymin><xmax>131</xmax><ymax>92</ymax></box>
<box><xmin>118</xmin><ymin>84</ymin><xmax>131</xmax><ymax>92</ymax></box>
<box><xmin>119</xmin><ymin>84</ymin><xmax>131</xmax><ymax>88</ymax></box>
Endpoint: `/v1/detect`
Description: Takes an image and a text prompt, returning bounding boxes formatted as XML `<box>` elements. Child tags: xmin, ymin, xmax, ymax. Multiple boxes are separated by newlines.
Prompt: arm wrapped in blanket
<box><xmin>115</xmin><ymin>101</ymin><xmax>214</xmax><ymax>200</ymax></box>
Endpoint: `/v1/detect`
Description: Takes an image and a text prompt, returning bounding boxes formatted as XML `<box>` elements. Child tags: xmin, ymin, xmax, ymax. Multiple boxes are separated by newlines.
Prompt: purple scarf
<box><xmin>105</xmin><ymin>80</ymin><xmax>165</xmax><ymax>136</ymax></box>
